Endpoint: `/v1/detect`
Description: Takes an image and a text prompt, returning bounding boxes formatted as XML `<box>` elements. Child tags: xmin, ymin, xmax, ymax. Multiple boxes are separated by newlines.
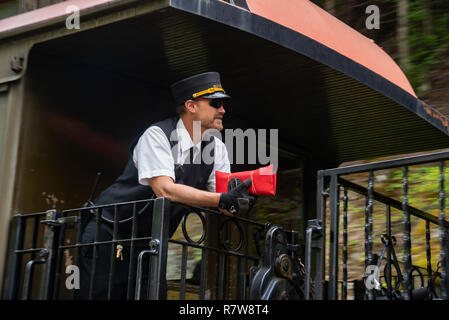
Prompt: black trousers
<box><xmin>74</xmin><ymin>219</ymin><xmax>166</xmax><ymax>300</ymax></box>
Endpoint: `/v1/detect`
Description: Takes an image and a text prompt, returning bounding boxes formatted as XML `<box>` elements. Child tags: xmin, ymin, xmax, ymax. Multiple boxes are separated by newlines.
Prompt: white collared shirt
<box><xmin>132</xmin><ymin>118</ymin><xmax>231</xmax><ymax>192</ymax></box>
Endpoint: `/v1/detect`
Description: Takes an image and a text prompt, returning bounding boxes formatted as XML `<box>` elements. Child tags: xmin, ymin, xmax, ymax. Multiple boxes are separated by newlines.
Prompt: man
<box><xmin>76</xmin><ymin>72</ymin><xmax>254</xmax><ymax>300</ymax></box>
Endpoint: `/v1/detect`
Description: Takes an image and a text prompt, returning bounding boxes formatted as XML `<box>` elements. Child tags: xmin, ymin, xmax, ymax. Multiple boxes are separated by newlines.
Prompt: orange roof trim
<box><xmin>0</xmin><ymin>0</ymin><xmax>416</xmax><ymax>98</ymax></box>
<box><xmin>246</xmin><ymin>0</ymin><xmax>416</xmax><ymax>97</ymax></box>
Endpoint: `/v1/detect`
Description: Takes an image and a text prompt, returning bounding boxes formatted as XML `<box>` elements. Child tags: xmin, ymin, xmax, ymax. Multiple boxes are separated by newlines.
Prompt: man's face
<box><xmin>192</xmin><ymin>99</ymin><xmax>226</xmax><ymax>131</ymax></box>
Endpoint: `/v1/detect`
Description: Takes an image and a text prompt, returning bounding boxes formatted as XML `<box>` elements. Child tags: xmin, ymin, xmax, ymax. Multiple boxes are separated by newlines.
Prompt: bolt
<box><xmin>39</xmin><ymin>248</ymin><xmax>50</xmax><ymax>259</ymax></box>
<box><xmin>10</xmin><ymin>56</ymin><xmax>24</xmax><ymax>73</ymax></box>
<box><xmin>282</xmin><ymin>258</ymin><xmax>290</xmax><ymax>272</ymax></box>
<box><xmin>280</xmin><ymin>291</ymin><xmax>289</xmax><ymax>300</ymax></box>
<box><xmin>277</xmin><ymin>233</ymin><xmax>284</xmax><ymax>243</ymax></box>
<box><xmin>149</xmin><ymin>239</ymin><xmax>160</xmax><ymax>251</ymax></box>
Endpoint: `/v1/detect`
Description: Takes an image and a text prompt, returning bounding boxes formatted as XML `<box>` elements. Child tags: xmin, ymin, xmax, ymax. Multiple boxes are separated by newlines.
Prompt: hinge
<box><xmin>41</xmin><ymin>210</ymin><xmax>79</xmax><ymax>228</ymax></box>
<box><xmin>10</xmin><ymin>56</ymin><xmax>24</xmax><ymax>73</ymax></box>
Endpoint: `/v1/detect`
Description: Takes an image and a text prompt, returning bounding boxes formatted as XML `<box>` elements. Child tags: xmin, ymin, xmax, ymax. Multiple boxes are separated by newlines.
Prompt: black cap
<box><xmin>170</xmin><ymin>71</ymin><xmax>231</xmax><ymax>106</ymax></box>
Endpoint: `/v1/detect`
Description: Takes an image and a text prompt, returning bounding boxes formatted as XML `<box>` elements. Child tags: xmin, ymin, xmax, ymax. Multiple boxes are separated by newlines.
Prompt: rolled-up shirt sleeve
<box><xmin>132</xmin><ymin>126</ymin><xmax>175</xmax><ymax>185</ymax></box>
<box><xmin>207</xmin><ymin>137</ymin><xmax>231</xmax><ymax>192</ymax></box>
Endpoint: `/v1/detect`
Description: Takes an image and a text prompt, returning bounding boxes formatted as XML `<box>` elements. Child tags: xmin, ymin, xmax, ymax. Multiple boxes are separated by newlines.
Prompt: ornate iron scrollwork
<box><xmin>181</xmin><ymin>210</ymin><xmax>207</xmax><ymax>244</ymax></box>
<box><xmin>249</xmin><ymin>225</ymin><xmax>309</xmax><ymax>300</ymax></box>
<box><xmin>219</xmin><ymin>218</ymin><xmax>244</xmax><ymax>253</ymax></box>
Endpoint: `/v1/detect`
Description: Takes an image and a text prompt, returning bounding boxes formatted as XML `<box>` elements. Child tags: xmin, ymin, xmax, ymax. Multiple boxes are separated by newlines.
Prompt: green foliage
<box><xmin>0</xmin><ymin>1</ymin><xmax>19</xmax><ymax>20</ymax></box>
<box><xmin>407</xmin><ymin>1</ymin><xmax>449</xmax><ymax>92</ymax></box>
<box><xmin>314</xmin><ymin>0</ymin><xmax>449</xmax><ymax>95</ymax></box>
<box><xmin>385</xmin><ymin>165</ymin><xmax>449</xmax><ymax>213</ymax></box>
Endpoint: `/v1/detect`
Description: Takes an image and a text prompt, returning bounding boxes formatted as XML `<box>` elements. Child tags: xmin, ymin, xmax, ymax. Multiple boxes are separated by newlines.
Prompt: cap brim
<box><xmin>201</xmin><ymin>92</ymin><xmax>231</xmax><ymax>99</ymax></box>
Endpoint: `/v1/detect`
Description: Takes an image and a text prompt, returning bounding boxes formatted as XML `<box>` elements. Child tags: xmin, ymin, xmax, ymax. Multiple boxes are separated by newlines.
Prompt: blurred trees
<box><xmin>19</xmin><ymin>0</ymin><xmax>64</xmax><ymax>12</ymax></box>
<box><xmin>397</xmin><ymin>0</ymin><xmax>410</xmax><ymax>72</ymax></box>
<box><xmin>408</xmin><ymin>0</ymin><xmax>449</xmax><ymax>94</ymax></box>
<box><xmin>324</xmin><ymin>0</ymin><xmax>336</xmax><ymax>16</ymax></box>
<box><xmin>312</xmin><ymin>0</ymin><xmax>449</xmax><ymax>96</ymax></box>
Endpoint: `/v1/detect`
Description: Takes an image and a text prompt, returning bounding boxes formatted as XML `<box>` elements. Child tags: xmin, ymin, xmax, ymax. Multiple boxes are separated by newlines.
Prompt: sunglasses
<box><xmin>194</xmin><ymin>98</ymin><xmax>225</xmax><ymax>108</ymax></box>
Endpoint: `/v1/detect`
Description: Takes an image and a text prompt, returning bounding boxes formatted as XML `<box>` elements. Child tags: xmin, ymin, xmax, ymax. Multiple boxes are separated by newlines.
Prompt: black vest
<box><xmin>94</xmin><ymin>116</ymin><xmax>215</xmax><ymax>238</ymax></box>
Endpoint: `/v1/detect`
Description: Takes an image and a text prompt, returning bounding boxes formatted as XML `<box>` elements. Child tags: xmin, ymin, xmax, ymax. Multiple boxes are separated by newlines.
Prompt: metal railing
<box><xmin>3</xmin><ymin>197</ymin><xmax>268</xmax><ymax>300</ymax></box>
<box><xmin>305</xmin><ymin>150</ymin><xmax>449</xmax><ymax>300</ymax></box>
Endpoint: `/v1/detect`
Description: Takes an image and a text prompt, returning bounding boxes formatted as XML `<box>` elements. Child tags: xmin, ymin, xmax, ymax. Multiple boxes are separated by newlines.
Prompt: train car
<box><xmin>0</xmin><ymin>0</ymin><xmax>448</xmax><ymax>300</ymax></box>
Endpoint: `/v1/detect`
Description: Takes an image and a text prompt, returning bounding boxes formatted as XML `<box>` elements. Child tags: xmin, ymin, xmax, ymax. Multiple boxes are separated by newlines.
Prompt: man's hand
<box><xmin>218</xmin><ymin>179</ymin><xmax>256</xmax><ymax>215</ymax></box>
<box><xmin>148</xmin><ymin>176</ymin><xmax>255</xmax><ymax>216</ymax></box>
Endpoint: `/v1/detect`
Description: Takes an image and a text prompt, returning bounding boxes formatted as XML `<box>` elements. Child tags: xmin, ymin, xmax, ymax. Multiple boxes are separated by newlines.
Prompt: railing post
<box><xmin>402</xmin><ymin>166</ymin><xmax>412</xmax><ymax>300</ymax></box>
<box><xmin>425</xmin><ymin>221</ymin><xmax>433</xmax><ymax>298</ymax></box>
<box><xmin>107</xmin><ymin>205</ymin><xmax>120</xmax><ymax>300</ymax></box>
<box><xmin>439</xmin><ymin>161</ymin><xmax>448</xmax><ymax>299</ymax></box>
<box><xmin>305</xmin><ymin>219</ymin><xmax>322</xmax><ymax>300</ymax></box>
<box><xmin>2</xmin><ymin>215</ymin><xmax>25</xmax><ymax>299</ymax></box>
<box><xmin>328</xmin><ymin>174</ymin><xmax>339</xmax><ymax>300</ymax></box>
<box><xmin>148</xmin><ymin>197</ymin><xmax>170</xmax><ymax>300</ymax></box>
<box><xmin>311</xmin><ymin>170</ymin><xmax>326</xmax><ymax>300</ymax></box>
<box><xmin>342</xmin><ymin>187</ymin><xmax>348</xmax><ymax>300</ymax></box>
<box><xmin>39</xmin><ymin>210</ymin><xmax>63</xmax><ymax>300</ymax></box>
<box><xmin>127</xmin><ymin>202</ymin><xmax>139</xmax><ymax>300</ymax></box>
<box><xmin>386</xmin><ymin>205</ymin><xmax>392</xmax><ymax>299</ymax></box>
<box><xmin>365</xmin><ymin>171</ymin><xmax>374</xmax><ymax>300</ymax></box>
<box><xmin>22</xmin><ymin>249</ymin><xmax>49</xmax><ymax>300</ymax></box>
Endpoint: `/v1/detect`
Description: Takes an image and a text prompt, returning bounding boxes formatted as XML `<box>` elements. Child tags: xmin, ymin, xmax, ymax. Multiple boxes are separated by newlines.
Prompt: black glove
<box><xmin>219</xmin><ymin>178</ymin><xmax>256</xmax><ymax>215</ymax></box>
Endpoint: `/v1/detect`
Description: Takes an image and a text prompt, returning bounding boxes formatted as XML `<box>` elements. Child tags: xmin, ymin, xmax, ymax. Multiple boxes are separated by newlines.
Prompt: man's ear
<box><xmin>185</xmin><ymin>100</ymin><xmax>196</xmax><ymax>113</ymax></box>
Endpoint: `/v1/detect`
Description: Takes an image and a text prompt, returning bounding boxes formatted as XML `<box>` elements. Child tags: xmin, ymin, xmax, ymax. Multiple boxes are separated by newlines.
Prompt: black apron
<box><xmin>76</xmin><ymin>116</ymin><xmax>215</xmax><ymax>299</ymax></box>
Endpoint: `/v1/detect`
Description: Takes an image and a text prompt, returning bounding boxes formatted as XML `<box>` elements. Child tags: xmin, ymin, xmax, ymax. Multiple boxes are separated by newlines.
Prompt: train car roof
<box><xmin>0</xmin><ymin>0</ymin><xmax>417</xmax><ymax>97</ymax></box>
<box><xmin>0</xmin><ymin>0</ymin><xmax>448</xmax><ymax>165</ymax></box>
